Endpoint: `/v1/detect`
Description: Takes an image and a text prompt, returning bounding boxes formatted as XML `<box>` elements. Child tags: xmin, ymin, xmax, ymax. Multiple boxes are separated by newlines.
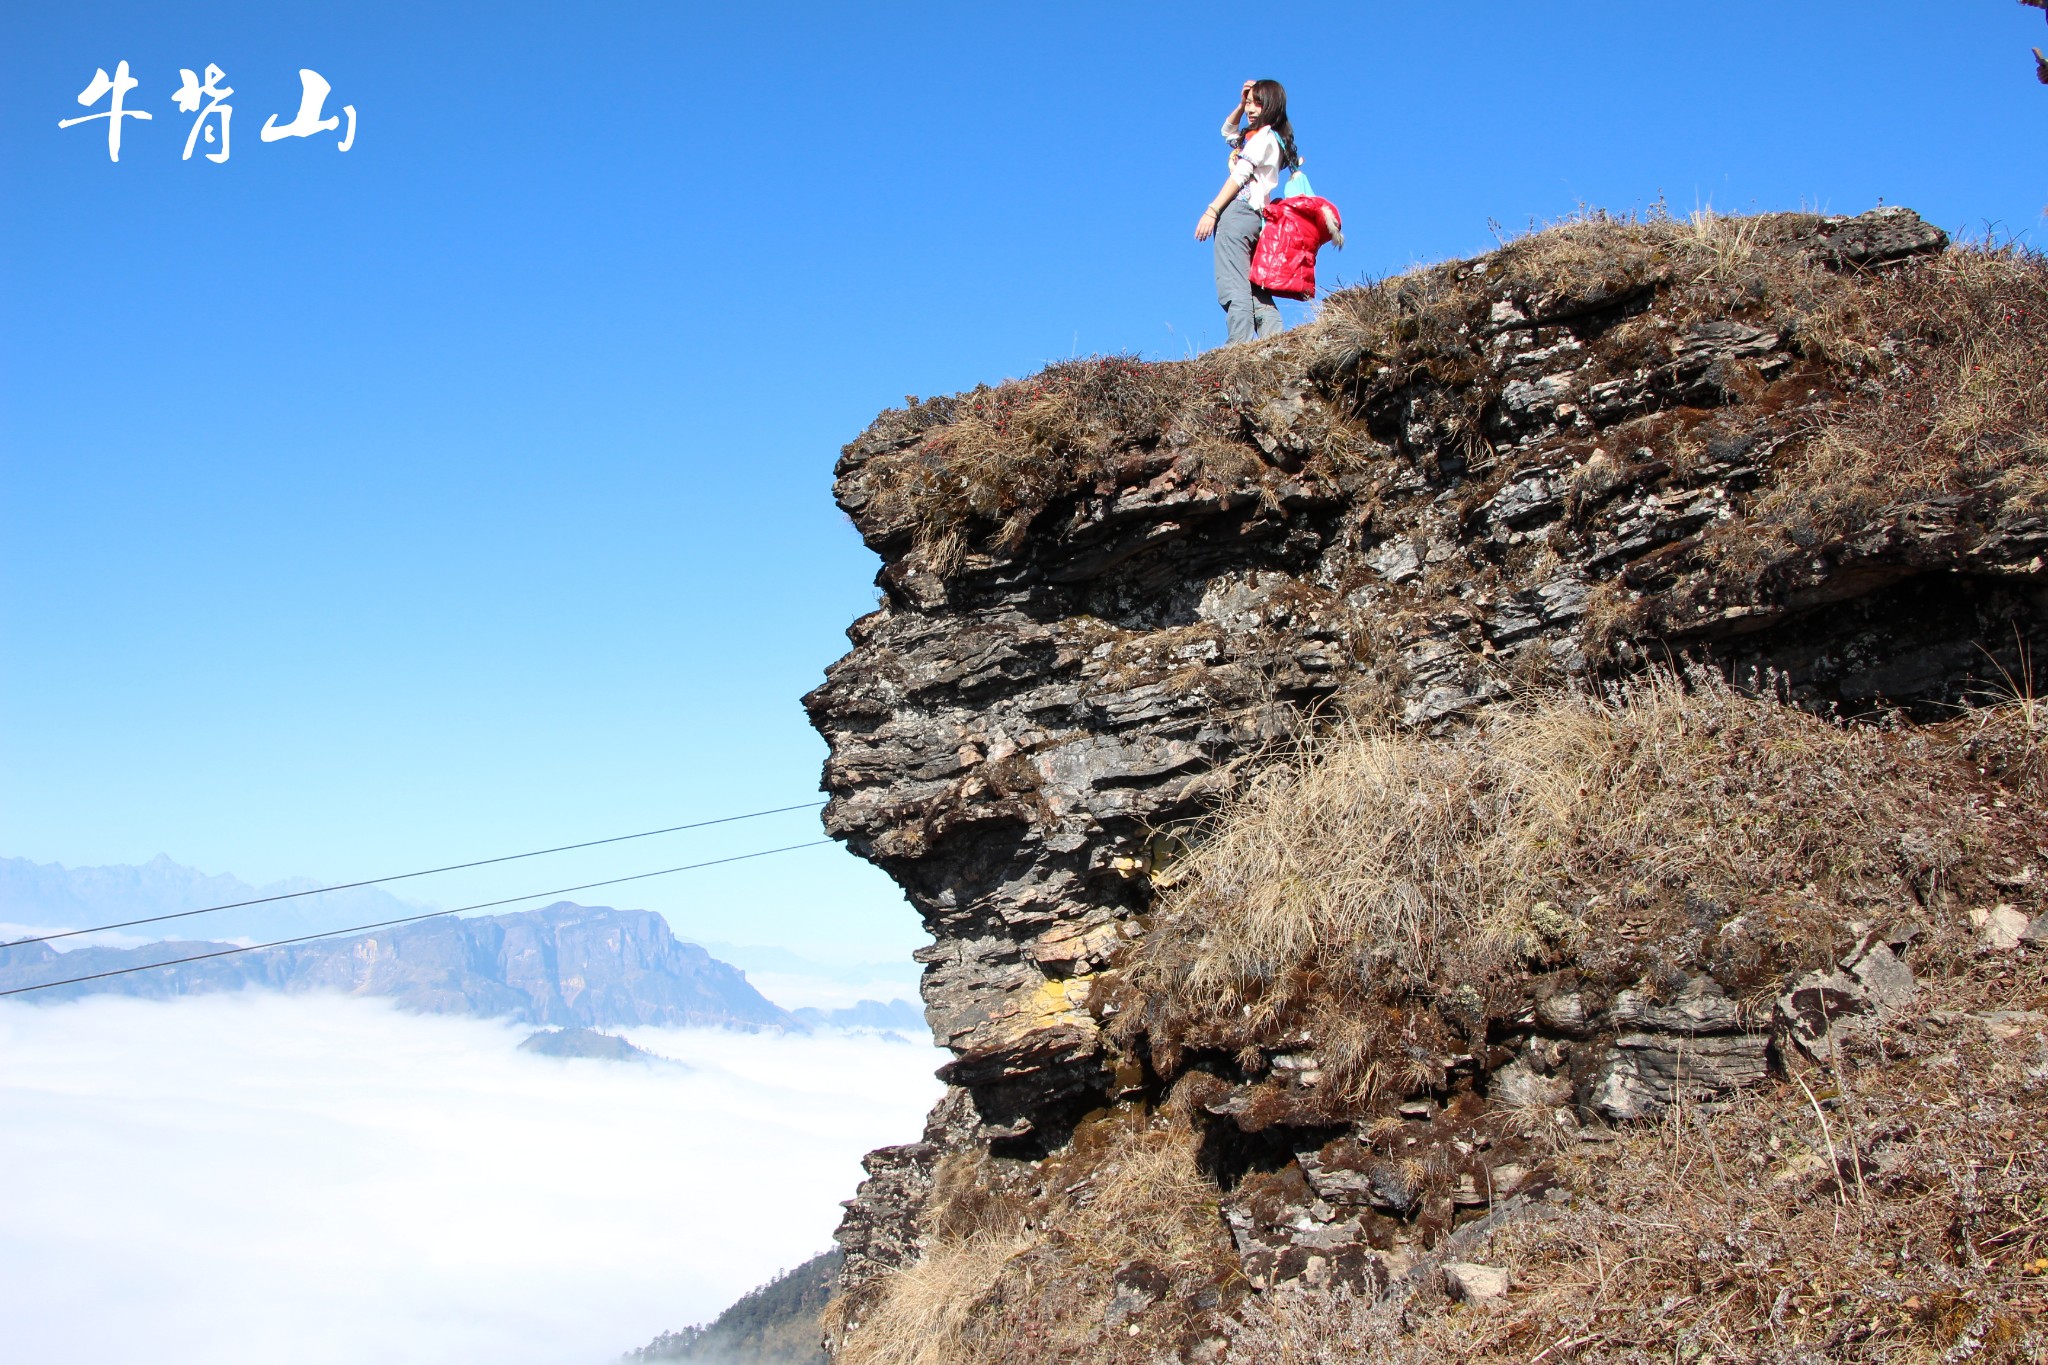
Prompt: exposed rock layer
<box><xmin>803</xmin><ymin>208</ymin><xmax>2048</xmax><ymax>1321</ymax></box>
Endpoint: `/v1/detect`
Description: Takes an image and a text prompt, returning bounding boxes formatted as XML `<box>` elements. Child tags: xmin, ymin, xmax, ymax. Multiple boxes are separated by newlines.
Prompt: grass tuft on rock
<box><xmin>830</xmin><ymin>1116</ymin><xmax>1232</xmax><ymax>1365</ymax></box>
<box><xmin>1119</xmin><ymin>668</ymin><xmax>2038</xmax><ymax>1102</ymax></box>
<box><xmin>844</xmin><ymin>208</ymin><xmax>2047</xmax><ymax>609</ymax></box>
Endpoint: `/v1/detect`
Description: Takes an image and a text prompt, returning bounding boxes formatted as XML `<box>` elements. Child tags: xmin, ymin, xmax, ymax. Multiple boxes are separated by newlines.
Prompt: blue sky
<box><xmin>5</xmin><ymin>2</ymin><xmax>2044</xmax><ymax>962</ymax></box>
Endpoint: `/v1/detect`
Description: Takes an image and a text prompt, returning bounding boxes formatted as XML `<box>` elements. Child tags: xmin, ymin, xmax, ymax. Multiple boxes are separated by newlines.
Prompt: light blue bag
<box><xmin>1281</xmin><ymin>167</ymin><xmax>1314</xmax><ymax>199</ymax></box>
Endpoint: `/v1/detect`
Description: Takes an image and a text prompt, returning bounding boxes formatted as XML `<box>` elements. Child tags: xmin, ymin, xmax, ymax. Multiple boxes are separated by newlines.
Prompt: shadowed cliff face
<box><xmin>803</xmin><ymin>209</ymin><xmax>2048</xmax><ymax>1310</ymax></box>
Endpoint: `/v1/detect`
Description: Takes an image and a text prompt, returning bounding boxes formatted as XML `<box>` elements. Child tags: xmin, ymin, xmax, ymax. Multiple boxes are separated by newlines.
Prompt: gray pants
<box><xmin>1213</xmin><ymin>198</ymin><xmax>1281</xmax><ymax>343</ymax></box>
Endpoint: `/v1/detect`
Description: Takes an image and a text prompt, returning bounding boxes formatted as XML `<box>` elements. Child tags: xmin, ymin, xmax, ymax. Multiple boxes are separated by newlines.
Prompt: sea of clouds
<box><xmin>0</xmin><ymin>991</ymin><xmax>945</xmax><ymax>1365</ymax></box>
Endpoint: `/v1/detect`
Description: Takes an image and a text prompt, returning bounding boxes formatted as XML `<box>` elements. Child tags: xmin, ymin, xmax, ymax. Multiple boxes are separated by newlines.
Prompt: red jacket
<box><xmin>1250</xmin><ymin>195</ymin><xmax>1341</xmax><ymax>300</ymax></box>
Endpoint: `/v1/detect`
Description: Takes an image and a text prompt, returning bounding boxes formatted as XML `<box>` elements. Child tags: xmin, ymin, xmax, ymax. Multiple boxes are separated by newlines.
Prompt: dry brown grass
<box><xmin>851</xmin><ymin>211</ymin><xmax>2046</xmax><ymax>587</ymax></box>
<box><xmin>831</xmin><ymin>676</ymin><xmax>2047</xmax><ymax>1364</ymax></box>
<box><xmin>829</xmin><ymin>1229</ymin><xmax>1039</xmax><ymax>1365</ymax></box>
<box><xmin>837</xmin><ymin>961</ymin><xmax>2048</xmax><ymax>1365</ymax></box>
<box><xmin>1231</xmin><ymin>952</ymin><xmax>2048</xmax><ymax>1363</ymax></box>
<box><xmin>832</xmin><ymin>1116</ymin><xmax>1235</xmax><ymax>1365</ymax></box>
<box><xmin>1314</xmin><ymin>259</ymin><xmax>1480</xmax><ymax>385</ymax></box>
<box><xmin>831</xmin><ymin>211</ymin><xmax>2048</xmax><ymax>1362</ymax></box>
<box><xmin>1121</xmin><ymin>669</ymin><xmax>2041</xmax><ymax>1099</ymax></box>
<box><xmin>1309</xmin><ymin>208</ymin><xmax>2048</xmax><ymax>559</ymax></box>
<box><xmin>1310</xmin><ymin>205</ymin><xmax>1825</xmax><ymax>386</ymax></box>
<box><xmin>1723</xmin><ymin>241</ymin><xmax>2048</xmax><ymax>567</ymax></box>
<box><xmin>1961</xmin><ymin>645</ymin><xmax>2048</xmax><ymax>805</ymax></box>
<box><xmin>858</xmin><ymin>356</ymin><xmax>1228</xmax><ymax>573</ymax></box>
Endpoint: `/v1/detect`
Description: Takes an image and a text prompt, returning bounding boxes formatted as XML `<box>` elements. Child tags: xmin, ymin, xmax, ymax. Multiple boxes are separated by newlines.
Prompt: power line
<box><xmin>0</xmin><ymin>839</ymin><xmax>835</xmax><ymax>999</ymax></box>
<box><xmin>1</xmin><ymin>800</ymin><xmax>826</xmax><ymax>950</ymax></box>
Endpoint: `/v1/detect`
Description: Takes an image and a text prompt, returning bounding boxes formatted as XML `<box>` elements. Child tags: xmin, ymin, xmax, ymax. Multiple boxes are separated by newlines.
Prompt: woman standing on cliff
<box><xmin>1194</xmin><ymin>78</ymin><xmax>1298</xmax><ymax>344</ymax></box>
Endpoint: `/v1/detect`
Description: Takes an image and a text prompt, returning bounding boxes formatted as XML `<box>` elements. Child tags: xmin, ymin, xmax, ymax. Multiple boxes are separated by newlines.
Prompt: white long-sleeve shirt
<box><xmin>1222</xmin><ymin>125</ymin><xmax>1284</xmax><ymax>210</ymax></box>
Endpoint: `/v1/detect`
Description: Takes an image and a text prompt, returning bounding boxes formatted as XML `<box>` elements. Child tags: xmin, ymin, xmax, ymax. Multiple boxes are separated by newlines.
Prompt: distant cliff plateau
<box><xmin>0</xmin><ymin>901</ymin><xmax>797</xmax><ymax>1030</ymax></box>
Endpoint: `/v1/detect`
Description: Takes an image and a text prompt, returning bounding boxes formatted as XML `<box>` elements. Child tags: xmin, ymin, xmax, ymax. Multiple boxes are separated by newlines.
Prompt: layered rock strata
<box><xmin>804</xmin><ymin>208</ymin><xmax>2048</xmax><ymax>1311</ymax></box>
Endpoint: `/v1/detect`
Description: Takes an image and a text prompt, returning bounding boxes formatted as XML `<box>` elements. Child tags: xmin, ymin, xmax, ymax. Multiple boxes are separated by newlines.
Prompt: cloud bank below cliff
<box><xmin>0</xmin><ymin>992</ymin><xmax>944</xmax><ymax>1365</ymax></box>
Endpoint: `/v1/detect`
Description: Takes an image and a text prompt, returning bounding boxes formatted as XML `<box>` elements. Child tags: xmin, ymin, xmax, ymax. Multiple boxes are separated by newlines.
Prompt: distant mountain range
<box><xmin>0</xmin><ymin>901</ymin><xmax>796</xmax><ymax>1029</ymax></box>
<box><xmin>791</xmin><ymin>998</ymin><xmax>922</xmax><ymax>1032</ymax></box>
<box><xmin>1</xmin><ymin>856</ymin><xmax>927</xmax><ymax>1035</ymax></box>
<box><xmin>694</xmin><ymin>940</ymin><xmax>922</xmax><ymax>992</ymax></box>
<box><xmin>0</xmin><ymin>852</ymin><xmax>430</xmax><ymax>942</ymax></box>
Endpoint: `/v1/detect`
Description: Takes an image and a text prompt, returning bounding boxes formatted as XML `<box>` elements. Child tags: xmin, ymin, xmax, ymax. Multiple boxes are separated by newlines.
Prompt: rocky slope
<box><xmin>804</xmin><ymin>208</ymin><xmax>2048</xmax><ymax>1360</ymax></box>
<box><xmin>627</xmin><ymin>1250</ymin><xmax>840</xmax><ymax>1364</ymax></box>
<box><xmin>0</xmin><ymin>901</ymin><xmax>796</xmax><ymax>1029</ymax></box>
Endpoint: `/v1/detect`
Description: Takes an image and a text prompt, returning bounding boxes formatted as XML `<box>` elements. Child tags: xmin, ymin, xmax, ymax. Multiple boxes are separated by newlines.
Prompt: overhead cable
<box><xmin>0</xmin><ymin>838</ymin><xmax>835</xmax><ymax>999</ymax></box>
<box><xmin>1</xmin><ymin>800</ymin><xmax>826</xmax><ymax>949</ymax></box>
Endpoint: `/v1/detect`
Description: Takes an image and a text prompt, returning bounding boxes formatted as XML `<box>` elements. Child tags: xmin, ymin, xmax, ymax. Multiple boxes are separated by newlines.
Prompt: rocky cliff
<box><xmin>805</xmin><ymin>209</ymin><xmax>2048</xmax><ymax>1361</ymax></box>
